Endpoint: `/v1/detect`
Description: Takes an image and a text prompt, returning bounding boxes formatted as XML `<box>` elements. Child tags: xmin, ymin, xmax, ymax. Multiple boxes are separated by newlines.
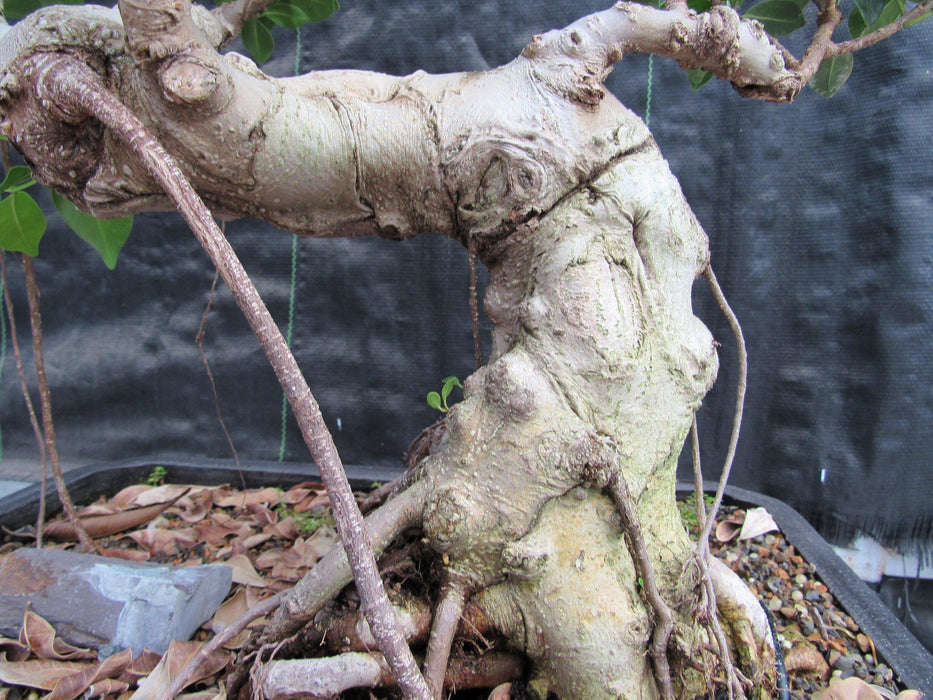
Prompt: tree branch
<box><xmin>212</xmin><ymin>0</ymin><xmax>277</xmax><ymax>46</ymax></box>
<box><xmin>26</xmin><ymin>52</ymin><xmax>430</xmax><ymax>700</ymax></box>
<box><xmin>830</xmin><ymin>0</ymin><xmax>933</xmax><ymax>56</ymax></box>
<box><xmin>545</xmin><ymin>3</ymin><xmax>801</xmax><ymax>102</ymax></box>
<box><xmin>793</xmin><ymin>2</ymin><xmax>844</xmax><ymax>84</ymax></box>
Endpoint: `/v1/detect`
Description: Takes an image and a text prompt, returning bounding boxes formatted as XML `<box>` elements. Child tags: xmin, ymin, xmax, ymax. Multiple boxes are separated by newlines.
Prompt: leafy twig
<box><xmin>830</xmin><ymin>0</ymin><xmax>933</xmax><ymax>56</ymax></box>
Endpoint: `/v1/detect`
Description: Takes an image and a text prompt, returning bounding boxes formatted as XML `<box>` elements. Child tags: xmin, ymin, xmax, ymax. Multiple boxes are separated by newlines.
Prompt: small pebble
<box><xmin>768</xmin><ymin>596</ymin><xmax>782</xmax><ymax>611</ymax></box>
<box><xmin>795</xmin><ymin>573</ymin><xmax>808</xmax><ymax>585</ymax></box>
<box><xmin>805</xmin><ymin>590</ymin><xmax>822</xmax><ymax>602</ymax></box>
<box><xmin>833</xmin><ymin>653</ymin><xmax>856</xmax><ymax>671</ymax></box>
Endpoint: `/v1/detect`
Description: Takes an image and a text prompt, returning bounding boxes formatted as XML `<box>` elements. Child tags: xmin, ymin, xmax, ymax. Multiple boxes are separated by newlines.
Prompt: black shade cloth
<box><xmin>0</xmin><ymin>1</ymin><xmax>930</xmax><ymax>548</ymax></box>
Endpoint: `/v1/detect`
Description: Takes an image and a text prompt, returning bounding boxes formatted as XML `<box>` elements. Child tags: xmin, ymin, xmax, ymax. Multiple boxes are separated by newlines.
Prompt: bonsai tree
<box><xmin>0</xmin><ymin>0</ymin><xmax>928</xmax><ymax>697</ymax></box>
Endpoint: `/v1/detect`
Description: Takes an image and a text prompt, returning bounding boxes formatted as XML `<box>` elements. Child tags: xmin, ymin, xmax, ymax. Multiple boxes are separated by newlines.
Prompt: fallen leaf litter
<box><xmin>0</xmin><ymin>482</ymin><xmax>918</xmax><ymax>698</ymax></box>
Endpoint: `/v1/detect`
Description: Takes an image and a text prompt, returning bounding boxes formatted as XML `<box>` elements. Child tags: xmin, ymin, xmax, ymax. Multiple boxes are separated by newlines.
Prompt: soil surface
<box><xmin>0</xmin><ymin>480</ymin><xmax>915</xmax><ymax>698</ymax></box>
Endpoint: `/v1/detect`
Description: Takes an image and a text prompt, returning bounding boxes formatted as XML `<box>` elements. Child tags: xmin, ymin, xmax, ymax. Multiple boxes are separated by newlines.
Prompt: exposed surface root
<box><xmin>423</xmin><ymin>578</ymin><xmax>471</xmax><ymax>699</ymax></box>
<box><xmin>606</xmin><ymin>471</ymin><xmax>675</xmax><ymax>699</ymax></box>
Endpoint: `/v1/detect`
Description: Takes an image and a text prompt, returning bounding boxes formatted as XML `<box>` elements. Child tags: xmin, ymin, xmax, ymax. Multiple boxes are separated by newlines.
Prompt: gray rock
<box><xmin>0</xmin><ymin>548</ymin><xmax>231</xmax><ymax>656</ymax></box>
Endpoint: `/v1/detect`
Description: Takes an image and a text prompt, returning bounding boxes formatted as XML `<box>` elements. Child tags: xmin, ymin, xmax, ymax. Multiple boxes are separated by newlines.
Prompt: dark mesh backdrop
<box><xmin>0</xmin><ymin>1</ymin><xmax>930</xmax><ymax>549</ymax></box>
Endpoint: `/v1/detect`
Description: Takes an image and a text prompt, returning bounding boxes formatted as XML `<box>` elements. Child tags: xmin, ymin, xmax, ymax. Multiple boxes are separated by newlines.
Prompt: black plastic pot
<box><xmin>680</xmin><ymin>481</ymin><xmax>933</xmax><ymax>694</ymax></box>
<box><xmin>0</xmin><ymin>460</ymin><xmax>930</xmax><ymax>693</ymax></box>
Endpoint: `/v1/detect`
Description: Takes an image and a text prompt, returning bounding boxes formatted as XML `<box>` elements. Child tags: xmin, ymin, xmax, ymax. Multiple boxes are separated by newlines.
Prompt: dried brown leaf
<box><xmin>213</xmin><ymin>487</ymin><xmax>281</xmax><ymax>509</ymax></box>
<box><xmin>131</xmin><ymin>640</ymin><xmax>229</xmax><ymax>700</ymax></box>
<box><xmin>263</xmin><ymin>517</ymin><xmax>298</xmax><ymax>540</ymax></box>
<box><xmin>118</xmin><ymin>649</ymin><xmax>161</xmax><ymax>685</ymax></box>
<box><xmin>225</xmin><ymin>554</ymin><xmax>266</xmax><ymax>587</ymax></box>
<box><xmin>812</xmin><ymin>677</ymin><xmax>884</xmax><ymax>700</ymax></box>
<box><xmin>46</xmin><ymin>648</ymin><xmax>133</xmax><ymax>700</ymax></box>
<box><xmin>109</xmin><ymin>485</ymin><xmax>156</xmax><ymax>509</ymax></box>
<box><xmin>254</xmin><ymin>548</ymin><xmax>282</xmax><ymax>571</ymax></box>
<box><xmin>20</xmin><ymin>610</ymin><xmax>95</xmax><ymax>661</ymax></box>
<box><xmin>87</xmin><ymin>678</ymin><xmax>130</xmax><ymax>697</ymax></box>
<box><xmin>97</xmin><ymin>547</ymin><xmax>151</xmax><ymax>562</ymax></box>
<box><xmin>0</xmin><ymin>657</ymin><xmax>88</xmax><ymax>690</ymax></box>
<box><xmin>44</xmin><ymin>490</ymin><xmax>190</xmax><ymax>541</ymax></box>
<box><xmin>176</xmin><ymin>490</ymin><xmax>215</xmax><ymax>524</ymax></box>
<box><xmin>129</xmin><ymin>485</ymin><xmax>197</xmax><ymax>508</ymax></box>
<box><xmin>0</xmin><ymin>637</ymin><xmax>29</xmax><ymax>663</ymax></box>
<box><xmin>784</xmin><ymin>640</ymin><xmax>829</xmax><ymax>679</ymax></box>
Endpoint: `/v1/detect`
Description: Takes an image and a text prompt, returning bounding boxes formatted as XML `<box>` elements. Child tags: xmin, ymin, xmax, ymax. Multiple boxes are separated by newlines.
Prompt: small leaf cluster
<box><xmin>275</xmin><ymin>502</ymin><xmax>334</xmax><ymax>537</ymax></box>
<box><xmin>218</xmin><ymin>0</ymin><xmax>340</xmax><ymax>65</ymax></box>
<box><xmin>427</xmin><ymin>376</ymin><xmax>462</xmax><ymax>413</ymax></box>
<box><xmin>1</xmin><ymin>0</ymin><xmax>84</xmax><ymax>22</ymax></box>
<box><xmin>142</xmin><ymin>465</ymin><xmax>168</xmax><ymax>487</ymax></box>
<box><xmin>0</xmin><ymin>161</ymin><xmax>133</xmax><ymax>268</ymax></box>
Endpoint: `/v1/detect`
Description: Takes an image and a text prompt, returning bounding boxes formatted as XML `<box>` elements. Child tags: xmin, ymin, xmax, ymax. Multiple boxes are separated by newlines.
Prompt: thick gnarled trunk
<box><xmin>0</xmin><ymin>2</ymin><xmax>783</xmax><ymax>696</ymax></box>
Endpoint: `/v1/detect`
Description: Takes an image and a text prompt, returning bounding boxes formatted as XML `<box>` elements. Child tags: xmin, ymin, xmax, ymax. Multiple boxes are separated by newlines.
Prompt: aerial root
<box><xmin>606</xmin><ymin>470</ymin><xmax>675</xmax><ymax>700</ymax></box>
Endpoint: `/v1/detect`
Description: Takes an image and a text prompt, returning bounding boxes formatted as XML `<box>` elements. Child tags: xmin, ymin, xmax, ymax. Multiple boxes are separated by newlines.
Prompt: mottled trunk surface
<box><xmin>0</xmin><ymin>3</ymin><xmax>783</xmax><ymax>696</ymax></box>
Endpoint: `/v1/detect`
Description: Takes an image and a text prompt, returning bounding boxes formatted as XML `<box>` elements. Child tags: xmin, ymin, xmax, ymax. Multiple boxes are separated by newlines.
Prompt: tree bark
<box><xmin>0</xmin><ymin>2</ymin><xmax>784</xmax><ymax>696</ymax></box>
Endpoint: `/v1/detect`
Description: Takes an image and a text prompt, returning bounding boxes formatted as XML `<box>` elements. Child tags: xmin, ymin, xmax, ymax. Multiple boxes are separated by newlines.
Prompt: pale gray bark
<box><xmin>0</xmin><ymin>2</ymin><xmax>803</xmax><ymax>696</ymax></box>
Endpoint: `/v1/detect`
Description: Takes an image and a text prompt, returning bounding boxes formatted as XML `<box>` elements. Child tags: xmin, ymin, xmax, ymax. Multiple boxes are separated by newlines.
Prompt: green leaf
<box><xmin>242</xmin><ymin>18</ymin><xmax>275</xmax><ymax>65</ymax></box>
<box><xmin>3</xmin><ymin>0</ymin><xmax>41</xmax><ymax>21</ymax></box>
<box><xmin>850</xmin><ymin>0</ymin><xmax>909</xmax><ymax>37</ymax></box>
<box><xmin>905</xmin><ymin>3</ymin><xmax>933</xmax><ymax>26</ymax></box>
<box><xmin>687</xmin><ymin>0</ymin><xmax>713</xmax><ymax>12</ymax></box>
<box><xmin>743</xmin><ymin>0</ymin><xmax>806</xmax><ymax>36</ymax></box>
<box><xmin>686</xmin><ymin>68</ymin><xmax>715</xmax><ymax>90</ymax></box>
<box><xmin>0</xmin><ymin>192</ymin><xmax>46</xmax><ymax>256</ymax></box>
<box><xmin>51</xmin><ymin>191</ymin><xmax>132</xmax><ymax>269</ymax></box>
<box><xmin>809</xmin><ymin>54</ymin><xmax>854</xmax><ymax>97</ymax></box>
<box><xmin>0</xmin><ymin>166</ymin><xmax>35</xmax><ymax>193</ymax></box>
<box><xmin>427</xmin><ymin>392</ymin><xmax>443</xmax><ymax>412</ymax></box>
<box><xmin>440</xmin><ymin>376</ymin><xmax>460</xmax><ymax>403</ymax></box>
<box><xmin>293</xmin><ymin>0</ymin><xmax>339</xmax><ymax>21</ymax></box>
<box><xmin>849</xmin><ymin>7</ymin><xmax>869</xmax><ymax>37</ymax></box>
<box><xmin>262</xmin><ymin>3</ymin><xmax>311</xmax><ymax>28</ymax></box>
<box><xmin>854</xmin><ymin>0</ymin><xmax>889</xmax><ymax>25</ymax></box>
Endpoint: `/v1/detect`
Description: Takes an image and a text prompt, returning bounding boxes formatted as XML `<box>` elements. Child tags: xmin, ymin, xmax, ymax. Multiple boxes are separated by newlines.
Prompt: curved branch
<box><xmin>792</xmin><ymin>2</ymin><xmax>844</xmax><ymax>84</ymax></box>
<box><xmin>830</xmin><ymin>0</ymin><xmax>933</xmax><ymax>56</ymax></box>
<box><xmin>26</xmin><ymin>52</ymin><xmax>429</xmax><ymax>700</ymax></box>
<box><xmin>545</xmin><ymin>3</ymin><xmax>800</xmax><ymax>102</ymax></box>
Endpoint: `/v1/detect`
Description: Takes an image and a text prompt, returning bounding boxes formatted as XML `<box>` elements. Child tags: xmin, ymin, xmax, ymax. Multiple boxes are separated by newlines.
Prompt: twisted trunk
<box><xmin>0</xmin><ymin>2</ymin><xmax>782</xmax><ymax>695</ymax></box>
